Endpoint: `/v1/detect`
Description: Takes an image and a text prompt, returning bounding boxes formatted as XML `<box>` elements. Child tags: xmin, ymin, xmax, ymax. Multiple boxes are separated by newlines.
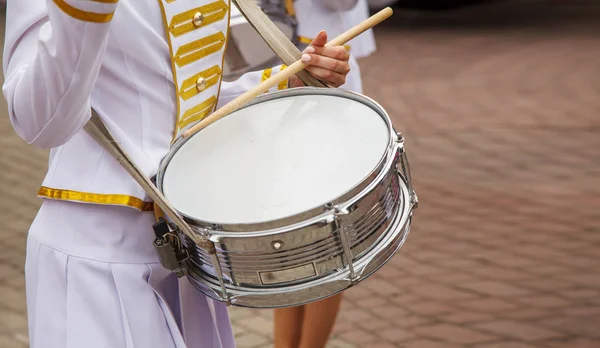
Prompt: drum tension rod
<box><xmin>396</xmin><ymin>132</ymin><xmax>418</xmax><ymax>209</ymax></box>
<box><xmin>152</xmin><ymin>218</ymin><xmax>189</xmax><ymax>278</ymax></box>
<box><xmin>333</xmin><ymin>206</ymin><xmax>359</xmax><ymax>283</ymax></box>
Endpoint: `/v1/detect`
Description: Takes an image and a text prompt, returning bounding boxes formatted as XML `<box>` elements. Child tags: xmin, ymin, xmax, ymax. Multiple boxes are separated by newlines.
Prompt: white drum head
<box><xmin>162</xmin><ymin>93</ymin><xmax>390</xmax><ymax>225</ymax></box>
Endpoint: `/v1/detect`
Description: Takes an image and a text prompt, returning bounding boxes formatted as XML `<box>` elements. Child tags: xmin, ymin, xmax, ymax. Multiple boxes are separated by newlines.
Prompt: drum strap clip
<box><xmin>153</xmin><ymin>218</ymin><xmax>189</xmax><ymax>278</ymax></box>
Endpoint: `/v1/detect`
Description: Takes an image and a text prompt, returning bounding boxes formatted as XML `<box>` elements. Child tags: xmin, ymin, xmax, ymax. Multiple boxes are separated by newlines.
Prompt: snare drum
<box><xmin>223</xmin><ymin>0</ymin><xmax>297</xmax><ymax>81</ymax></box>
<box><xmin>156</xmin><ymin>87</ymin><xmax>417</xmax><ymax>308</ymax></box>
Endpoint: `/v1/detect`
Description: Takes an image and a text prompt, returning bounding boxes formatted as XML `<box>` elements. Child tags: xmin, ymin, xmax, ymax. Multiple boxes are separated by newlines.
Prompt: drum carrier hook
<box><xmin>149</xmin><ymin>174</ymin><xmax>190</xmax><ymax>278</ymax></box>
<box><xmin>152</xmin><ymin>217</ymin><xmax>189</xmax><ymax>278</ymax></box>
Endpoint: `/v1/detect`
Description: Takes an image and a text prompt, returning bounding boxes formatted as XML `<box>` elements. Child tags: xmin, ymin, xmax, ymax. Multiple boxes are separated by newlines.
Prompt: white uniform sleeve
<box><xmin>2</xmin><ymin>0</ymin><xmax>118</xmax><ymax>149</ymax></box>
<box><xmin>217</xmin><ymin>64</ymin><xmax>289</xmax><ymax>108</ymax></box>
<box><xmin>320</xmin><ymin>0</ymin><xmax>359</xmax><ymax>12</ymax></box>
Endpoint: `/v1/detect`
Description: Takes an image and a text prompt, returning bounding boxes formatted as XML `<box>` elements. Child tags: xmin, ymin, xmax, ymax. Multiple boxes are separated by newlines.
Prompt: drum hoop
<box><xmin>156</xmin><ymin>87</ymin><xmax>398</xmax><ymax>233</ymax></box>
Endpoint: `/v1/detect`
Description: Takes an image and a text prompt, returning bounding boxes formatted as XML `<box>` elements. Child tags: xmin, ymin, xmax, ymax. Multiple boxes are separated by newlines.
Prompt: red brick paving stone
<box><xmin>372</xmin><ymin>306</ymin><xmax>412</xmax><ymax>321</ymax></box>
<box><xmin>561</xmin><ymin>306</ymin><xmax>600</xmax><ymax>317</ymax></box>
<box><xmin>342</xmin><ymin>284</ymin><xmax>372</xmax><ymax>301</ymax></box>
<box><xmin>339</xmin><ymin>308</ymin><xmax>381</xmax><ymax>324</ymax></box>
<box><xmin>366</xmin><ymin>343</ymin><xmax>398</xmax><ymax>348</ymax></box>
<box><xmin>331</xmin><ymin>318</ymin><xmax>355</xmax><ymax>335</ymax></box>
<box><xmin>467</xmin><ymin>266</ymin><xmax>532</xmax><ymax>281</ymax></box>
<box><xmin>439</xmin><ymin>311</ymin><xmax>495</xmax><ymax>324</ymax></box>
<box><xmin>356</xmin><ymin>318</ymin><xmax>394</xmax><ymax>332</ymax></box>
<box><xmin>339</xmin><ymin>328</ymin><xmax>380</xmax><ymax>346</ymax></box>
<box><xmin>499</xmin><ymin>308</ymin><xmax>556</xmax><ymax>321</ymax></box>
<box><xmin>474</xmin><ymin>320</ymin><xmax>568</xmax><ymax>341</ymax></box>
<box><xmin>562</xmin><ymin>273</ymin><xmax>600</xmax><ymax>288</ymax></box>
<box><xmin>458</xmin><ymin>280</ymin><xmax>534</xmax><ymax>297</ymax></box>
<box><xmin>391</xmin><ymin>276</ymin><xmax>430</xmax><ymax>289</ymax></box>
<box><xmin>424</xmin><ymin>272</ymin><xmax>479</xmax><ymax>285</ymax></box>
<box><xmin>540</xmin><ymin>316</ymin><xmax>600</xmax><ymax>340</ymax></box>
<box><xmin>362</xmin><ymin>277</ymin><xmax>403</xmax><ymax>296</ymax></box>
<box><xmin>457</xmin><ymin>297</ymin><xmax>520</xmax><ymax>312</ymax></box>
<box><xmin>327</xmin><ymin>338</ymin><xmax>357</xmax><ymax>348</ymax></box>
<box><xmin>376</xmin><ymin>327</ymin><xmax>416</xmax><ymax>344</ymax></box>
<box><xmin>399</xmin><ymin>339</ymin><xmax>462</xmax><ymax>348</ymax></box>
<box><xmin>354</xmin><ymin>297</ymin><xmax>389</xmax><ymax>309</ymax></box>
<box><xmin>407</xmin><ymin>284</ymin><xmax>478</xmax><ymax>301</ymax></box>
<box><xmin>473</xmin><ymin>342</ymin><xmax>541</xmax><ymax>348</ymax></box>
<box><xmin>402</xmin><ymin>301</ymin><xmax>456</xmax><ymax>316</ymax></box>
<box><xmin>542</xmin><ymin>338</ymin><xmax>600</xmax><ymax>348</ymax></box>
<box><xmin>412</xmin><ymin>324</ymin><xmax>497</xmax><ymax>345</ymax></box>
<box><xmin>392</xmin><ymin>315</ymin><xmax>435</xmax><ymax>329</ymax></box>
<box><xmin>234</xmin><ymin>333</ymin><xmax>269</xmax><ymax>348</ymax></box>
<box><xmin>239</xmin><ymin>316</ymin><xmax>273</xmax><ymax>336</ymax></box>
<box><xmin>518</xmin><ymin>278</ymin><xmax>574</xmax><ymax>292</ymax></box>
<box><xmin>389</xmin><ymin>294</ymin><xmax>425</xmax><ymax>306</ymax></box>
<box><xmin>514</xmin><ymin>295</ymin><xmax>572</xmax><ymax>309</ymax></box>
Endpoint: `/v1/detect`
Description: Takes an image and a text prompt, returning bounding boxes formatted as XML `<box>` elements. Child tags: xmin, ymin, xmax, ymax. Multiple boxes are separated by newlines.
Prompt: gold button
<box><xmin>196</xmin><ymin>77</ymin><xmax>207</xmax><ymax>92</ymax></box>
<box><xmin>192</xmin><ymin>12</ymin><xmax>204</xmax><ymax>27</ymax></box>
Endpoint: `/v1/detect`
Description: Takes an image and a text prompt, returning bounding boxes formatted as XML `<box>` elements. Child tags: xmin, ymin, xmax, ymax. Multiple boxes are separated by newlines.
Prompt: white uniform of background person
<box><xmin>343</xmin><ymin>0</ymin><xmax>377</xmax><ymax>59</ymax></box>
<box><xmin>2</xmin><ymin>1</ymin><xmax>295</xmax><ymax>347</ymax></box>
<box><xmin>294</xmin><ymin>0</ymin><xmax>376</xmax><ymax>93</ymax></box>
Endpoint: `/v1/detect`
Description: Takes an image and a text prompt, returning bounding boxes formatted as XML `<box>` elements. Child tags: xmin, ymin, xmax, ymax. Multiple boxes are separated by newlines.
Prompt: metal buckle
<box><xmin>152</xmin><ymin>218</ymin><xmax>189</xmax><ymax>278</ymax></box>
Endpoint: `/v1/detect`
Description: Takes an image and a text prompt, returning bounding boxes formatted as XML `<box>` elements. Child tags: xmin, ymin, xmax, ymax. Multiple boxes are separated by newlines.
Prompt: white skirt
<box><xmin>25</xmin><ymin>200</ymin><xmax>235</xmax><ymax>348</ymax></box>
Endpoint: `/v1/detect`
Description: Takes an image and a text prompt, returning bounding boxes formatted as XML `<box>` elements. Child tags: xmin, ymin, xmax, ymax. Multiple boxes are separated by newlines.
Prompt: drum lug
<box><xmin>210</xmin><ymin>248</ymin><xmax>231</xmax><ymax>306</ymax></box>
<box><xmin>333</xmin><ymin>207</ymin><xmax>359</xmax><ymax>283</ymax></box>
<box><xmin>152</xmin><ymin>218</ymin><xmax>189</xmax><ymax>278</ymax></box>
<box><xmin>395</xmin><ymin>133</ymin><xmax>418</xmax><ymax>209</ymax></box>
<box><xmin>396</xmin><ymin>132</ymin><xmax>404</xmax><ymax>145</ymax></box>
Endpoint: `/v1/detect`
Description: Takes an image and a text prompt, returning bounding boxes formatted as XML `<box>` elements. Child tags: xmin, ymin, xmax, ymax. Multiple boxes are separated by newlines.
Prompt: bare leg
<box><xmin>274</xmin><ymin>306</ymin><xmax>305</xmax><ymax>348</ymax></box>
<box><xmin>298</xmin><ymin>293</ymin><xmax>344</xmax><ymax>348</ymax></box>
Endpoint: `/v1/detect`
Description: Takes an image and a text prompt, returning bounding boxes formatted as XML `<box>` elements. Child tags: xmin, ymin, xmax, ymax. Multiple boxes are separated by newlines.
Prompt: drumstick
<box><xmin>182</xmin><ymin>7</ymin><xmax>393</xmax><ymax>138</ymax></box>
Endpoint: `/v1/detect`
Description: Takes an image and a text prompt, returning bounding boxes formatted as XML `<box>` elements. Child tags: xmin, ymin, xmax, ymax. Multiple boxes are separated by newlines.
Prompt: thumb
<box><xmin>309</xmin><ymin>30</ymin><xmax>328</xmax><ymax>47</ymax></box>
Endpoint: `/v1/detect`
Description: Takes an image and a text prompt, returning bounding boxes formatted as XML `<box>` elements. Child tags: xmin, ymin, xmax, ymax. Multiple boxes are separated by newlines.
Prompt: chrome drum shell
<box><xmin>156</xmin><ymin>88</ymin><xmax>417</xmax><ymax>308</ymax></box>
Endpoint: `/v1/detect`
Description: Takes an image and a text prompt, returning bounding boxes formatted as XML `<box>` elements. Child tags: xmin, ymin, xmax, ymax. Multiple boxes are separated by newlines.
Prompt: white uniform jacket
<box><xmin>344</xmin><ymin>0</ymin><xmax>376</xmax><ymax>59</ymax></box>
<box><xmin>2</xmin><ymin>0</ymin><xmax>288</xmax><ymax>211</ymax></box>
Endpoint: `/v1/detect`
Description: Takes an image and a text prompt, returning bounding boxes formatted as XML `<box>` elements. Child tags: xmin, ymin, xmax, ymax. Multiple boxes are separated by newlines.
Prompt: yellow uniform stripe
<box><xmin>261</xmin><ymin>67</ymin><xmax>273</xmax><ymax>93</ymax></box>
<box><xmin>278</xmin><ymin>65</ymin><xmax>288</xmax><ymax>90</ymax></box>
<box><xmin>38</xmin><ymin>186</ymin><xmax>154</xmax><ymax>212</ymax></box>
<box><xmin>53</xmin><ymin>0</ymin><xmax>115</xmax><ymax>23</ymax></box>
<box><xmin>180</xmin><ymin>65</ymin><xmax>222</xmax><ymax>100</ymax></box>
<box><xmin>179</xmin><ymin>96</ymin><xmax>217</xmax><ymax>129</ymax></box>
<box><xmin>284</xmin><ymin>0</ymin><xmax>296</xmax><ymax>16</ymax></box>
<box><xmin>169</xmin><ymin>1</ymin><xmax>229</xmax><ymax>37</ymax></box>
<box><xmin>175</xmin><ymin>32</ymin><xmax>226</xmax><ymax>67</ymax></box>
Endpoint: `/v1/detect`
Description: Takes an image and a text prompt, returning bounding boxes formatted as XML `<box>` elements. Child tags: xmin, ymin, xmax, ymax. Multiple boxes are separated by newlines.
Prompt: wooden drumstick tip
<box><xmin>182</xmin><ymin>7</ymin><xmax>394</xmax><ymax>139</ymax></box>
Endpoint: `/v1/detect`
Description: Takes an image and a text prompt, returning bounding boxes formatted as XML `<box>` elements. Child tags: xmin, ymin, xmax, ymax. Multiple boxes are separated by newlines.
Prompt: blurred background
<box><xmin>1</xmin><ymin>0</ymin><xmax>599</xmax><ymax>347</ymax></box>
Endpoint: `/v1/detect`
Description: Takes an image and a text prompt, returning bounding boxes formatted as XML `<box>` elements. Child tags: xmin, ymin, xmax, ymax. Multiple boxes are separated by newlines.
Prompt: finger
<box><xmin>303</xmin><ymin>45</ymin><xmax>349</xmax><ymax>62</ymax></box>
<box><xmin>305</xmin><ymin>65</ymin><xmax>346</xmax><ymax>87</ymax></box>
<box><xmin>309</xmin><ymin>30</ymin><xmax>328</xmax><ymax>47</ymax></box>
<box><xmin>301</xmin><ymin>52</ymin><xmax>350</xmax><ymax>74</ymax></box>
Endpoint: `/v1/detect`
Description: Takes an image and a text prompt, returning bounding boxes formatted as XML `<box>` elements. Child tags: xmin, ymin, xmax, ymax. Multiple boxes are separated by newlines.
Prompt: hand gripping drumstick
<box><xmin>182</xmin><ymin>7</ymin><xmax>394</xmax><ymax>138</ymax></box>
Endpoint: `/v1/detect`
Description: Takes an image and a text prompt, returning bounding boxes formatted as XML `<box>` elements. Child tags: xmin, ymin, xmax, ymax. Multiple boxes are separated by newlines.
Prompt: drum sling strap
<box><xmin>231</xmin><ymin>0</ymin><xmax>329</xmax><ymax>88</ymax></box>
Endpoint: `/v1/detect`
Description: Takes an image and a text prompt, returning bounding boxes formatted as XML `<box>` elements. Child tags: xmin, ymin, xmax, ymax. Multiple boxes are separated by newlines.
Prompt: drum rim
<box><xmin>156</xmin><ymin>87</ymin><xmax>398</xmax><ymax>232</ymax></box>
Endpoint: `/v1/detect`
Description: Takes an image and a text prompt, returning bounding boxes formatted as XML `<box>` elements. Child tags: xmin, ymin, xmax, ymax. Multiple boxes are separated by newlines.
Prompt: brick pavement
<box><xmin>1</xmin><ymin>1</ymin><xmax>600</xmax><ymax>347</ymax></box>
